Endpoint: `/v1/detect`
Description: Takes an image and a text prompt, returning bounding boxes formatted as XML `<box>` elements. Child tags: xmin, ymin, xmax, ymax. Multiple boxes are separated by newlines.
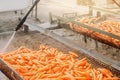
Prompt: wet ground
<box><xmin>6</xmin><ymin>31</ymin><xmax>73</xmax><ymax>53</ymax></box>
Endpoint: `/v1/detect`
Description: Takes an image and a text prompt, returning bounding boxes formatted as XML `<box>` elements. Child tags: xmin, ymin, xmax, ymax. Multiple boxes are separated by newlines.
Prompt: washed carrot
<box><xmin>97</xmin><ymin>68</ymin><xmax>113</xmax><ymax>77</ymax></box>
<box><xmin>67</xmin><ymin>17</ymin><xmax>120</xmax><ymax>48</ymax></box>
<box><xmin>0</xmin><ymin>45</ymin><xmax>118</xmax><ymax>80</ymax></box>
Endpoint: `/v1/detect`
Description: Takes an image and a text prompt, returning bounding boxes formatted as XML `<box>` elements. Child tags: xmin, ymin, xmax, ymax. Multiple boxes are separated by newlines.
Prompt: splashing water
<box><xmin>0</xmin><ymin>31</ymin><xmax>16</xmax><ymax>54</ymax></box>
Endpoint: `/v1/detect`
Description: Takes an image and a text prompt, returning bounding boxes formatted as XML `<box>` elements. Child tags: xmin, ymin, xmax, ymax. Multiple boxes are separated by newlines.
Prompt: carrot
<box><xmin>97</xmin><ymin>68</ymin><xmax>113</xmax><ymax>77</ymax></box>
<box><xmin>22</xmin><ymin>72</ymin><xmax>36</xmax><ymax>76</ymax></box>
<box><xmin>66</xmin><ymin>17</ymin><xmax>120</xmax><ymax>48</ymax></box>
<box><xmin>75</xmin><ymin>76</ymin><xmax>91</xmax><ymax>80</ymax></box>
<box><xmin>69</xmin><ymin>51</ymin><xmax>78</xmax><ymax>57</ymax></box>
<box><xmin>57</xmin><ymin>74</ymin><xmax>75</xmax><ymax>80</ymax></box>
<box><xmin>48</xmin><ymin>73</ymin><xmax>62</xmax><ymax>78</ymax></box>
<box><xmin>97</xmin><ymin>73</ymin><xmax>103</xmax><ymax>80</ymax></box>
<box><xmin>91</xmin><ymin>69</ymin><xmax>97</xmax><ymax>80</ymax></box>
<box><xmin>0</xmin><ymin>45</ymin><xmax>118</xmax><ymax>80</ymax></box>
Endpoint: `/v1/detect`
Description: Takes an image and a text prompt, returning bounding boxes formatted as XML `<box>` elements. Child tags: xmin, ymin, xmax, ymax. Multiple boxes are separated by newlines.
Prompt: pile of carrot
<box><xmin>0</xmin><ymin>45</ymin><xmax>118</xmax><ymax>80</ymax></box>
<box><xmin>92</xmin><ymin>20</ymin><xmax>120</xmax><ymax>47</ymax></box>
<box><xmin>67</xmin><ymin>17</ymin><xmax>120</xmax><ymax>47</ymax></box>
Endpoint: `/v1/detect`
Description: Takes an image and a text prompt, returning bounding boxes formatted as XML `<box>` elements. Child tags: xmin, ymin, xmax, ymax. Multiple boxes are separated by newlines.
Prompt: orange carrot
<box><xmin>0</xmin><ymin>45</ymin><xmax>118</xmax><ymax>80</ymax></box>
<box><xmin>66</xmin><ymin>17</ymin><xmax>120</xmax><ymax>48</ymax></box>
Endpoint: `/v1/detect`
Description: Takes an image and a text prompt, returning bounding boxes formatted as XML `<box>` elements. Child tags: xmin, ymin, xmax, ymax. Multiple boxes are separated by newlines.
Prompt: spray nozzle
<box><xmin>15</xmin><ymin>0</ymin><xmax>40</xmax><ymax>31</ymax></box>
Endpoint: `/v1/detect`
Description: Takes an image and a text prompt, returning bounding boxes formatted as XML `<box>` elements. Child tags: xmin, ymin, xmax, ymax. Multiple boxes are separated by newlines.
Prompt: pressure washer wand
<box><xmin>15</xmin><ymin>0</ymin><xmax>40</xmax><ymax>31</ymax></box>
